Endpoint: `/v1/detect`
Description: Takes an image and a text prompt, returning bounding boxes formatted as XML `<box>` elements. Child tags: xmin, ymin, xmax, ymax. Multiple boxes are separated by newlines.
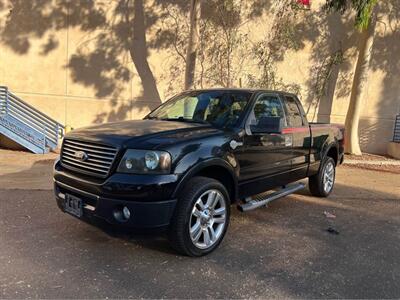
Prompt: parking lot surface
<box><xmin>0</xmin><ymin>150</ymin><xmax>399</xmax><ymax>298</ymax></box>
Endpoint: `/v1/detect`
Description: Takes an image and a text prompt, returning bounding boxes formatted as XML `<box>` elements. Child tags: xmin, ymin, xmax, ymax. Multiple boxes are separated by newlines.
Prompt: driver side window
<box><xmin>252</xmin><ymin>94</ymin><xmax>286</xmax><ymax>126</ymax></box>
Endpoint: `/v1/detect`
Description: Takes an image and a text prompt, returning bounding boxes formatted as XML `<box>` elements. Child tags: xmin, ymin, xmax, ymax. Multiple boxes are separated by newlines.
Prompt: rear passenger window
<box><xmin>284</xmin><ymin>96</ymin><xmax>303</xmax><ymax>127</ymax></box>
<box><xmin>253</xmin><ymin>95</ymin><xmax>285</xmax><ymax>125</ymax></box>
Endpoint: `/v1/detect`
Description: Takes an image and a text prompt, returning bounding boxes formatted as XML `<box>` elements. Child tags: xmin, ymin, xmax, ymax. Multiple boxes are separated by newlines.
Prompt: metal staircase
<box><xmin>393</xmin><ymin>114</ymin><xmax>400</xmax><ymax>142</ymax></box>
<box><xmin>0</xmin><ymin>86</ymin><xmax>64</xmax><ymax>154</ymax></box>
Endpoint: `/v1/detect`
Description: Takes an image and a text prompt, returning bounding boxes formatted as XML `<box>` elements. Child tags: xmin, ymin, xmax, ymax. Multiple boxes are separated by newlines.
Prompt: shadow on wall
<box><xmin>0</xmin><ymin>0</ymin><xmax>191</xmax><ymax>124</ymax></box>
<box><xmin>0</xmin><ymin>0</ymin><xmax>357</xmax><ymax>125</ymax></box>
<box><xmin>359</xmin><ymin>118</ymin><xmax>397</xmax><ymax>155</ymax></box>
<box><xmin>368</xmin><ymin>1</ymin><xmax>400</xmax><ymax>152</ymax></box>
<box><xmin>0</xmin><ymin>0</ymin><xmax>399</xmax><ymax>133</ymax></box>
<box><xmin>298</xmin><ymin>0</ymin><xmax>400</xmax><ymax>131</ymax></box>
<box><xmin>295</xmin><ymin>9</ymin><xmax>355</xmax><ymax>123</ymax></box>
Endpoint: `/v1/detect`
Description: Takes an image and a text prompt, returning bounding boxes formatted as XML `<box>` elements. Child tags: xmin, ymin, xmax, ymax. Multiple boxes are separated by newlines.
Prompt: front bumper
<box><xmin>54</xmin><ymin>161</ymin><xmax>178</xmax><ymax>228</ymax></box>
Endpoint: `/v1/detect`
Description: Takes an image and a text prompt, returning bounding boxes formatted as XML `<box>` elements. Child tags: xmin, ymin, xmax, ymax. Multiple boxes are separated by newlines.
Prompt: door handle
<box><xmin>285</xmin><ymin>135</ymin><xmax>293</xmax><ymax>147</ymax></box>
<box><xmin>230</xmin><ymin>140</ymin><xmax>243</xmax><ymax>150</ymax></box>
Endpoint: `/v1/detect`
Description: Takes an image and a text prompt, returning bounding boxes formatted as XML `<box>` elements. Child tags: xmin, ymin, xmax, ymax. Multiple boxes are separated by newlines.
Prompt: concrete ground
<box><xmin>0</xmin><ymin>150</ymin><xmax>399</xmax><ymax>298</ymax></box>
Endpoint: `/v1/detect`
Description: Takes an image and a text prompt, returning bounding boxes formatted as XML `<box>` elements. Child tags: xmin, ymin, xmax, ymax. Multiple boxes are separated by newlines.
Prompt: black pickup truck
<box><xmin>54</xmin><ymin>89</ymin><xmax>344</xmax><ymax>256</ymax></box>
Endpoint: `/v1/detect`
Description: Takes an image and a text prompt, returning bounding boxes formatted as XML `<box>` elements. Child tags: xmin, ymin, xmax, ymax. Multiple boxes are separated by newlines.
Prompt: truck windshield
<box><xmin>147</xmin><ymin>91</ymin><xmax>253</xmax><ymax>128</ymax></box>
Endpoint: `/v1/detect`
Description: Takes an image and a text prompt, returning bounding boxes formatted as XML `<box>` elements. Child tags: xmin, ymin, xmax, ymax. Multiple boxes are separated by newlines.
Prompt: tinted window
<box><xmin>253</xmin><ymin>95</ymin><xmax>285</xmax><ymax>125</ymax></box>
<box><xmin>284</xmin><ymin>96</ymin><xmax>303</xmax><ymax>127</ymax></box>
<box><xmin>148</xmin><ymin>91</ymin><xmax>252</xmax><ymax>128</ymax></box>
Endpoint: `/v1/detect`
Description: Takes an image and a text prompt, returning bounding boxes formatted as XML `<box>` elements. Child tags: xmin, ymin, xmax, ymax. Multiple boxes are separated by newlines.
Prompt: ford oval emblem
<box><xmin>73</xmin><ymin>150</ymin><xmax>88</xmax><ymax>161</ymax></box>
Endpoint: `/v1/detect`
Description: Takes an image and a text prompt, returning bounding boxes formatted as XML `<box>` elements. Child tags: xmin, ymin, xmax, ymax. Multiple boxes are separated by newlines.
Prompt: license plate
<box><xmin>64</xmin><ymin>194</ymin><xmax>83</xmax><ymax>218</ymax></box>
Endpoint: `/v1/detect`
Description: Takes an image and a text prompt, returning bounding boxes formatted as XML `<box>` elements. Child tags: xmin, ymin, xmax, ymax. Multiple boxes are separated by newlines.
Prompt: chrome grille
<box><xmin>61</xmin><ymin>139</ymin><xmax>118</xmax><ymax>178</ymax></box>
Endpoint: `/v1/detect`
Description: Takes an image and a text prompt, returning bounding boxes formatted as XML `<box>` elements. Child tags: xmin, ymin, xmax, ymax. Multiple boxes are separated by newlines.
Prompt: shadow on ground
<box><xmin>0</xmin><ymin>159</ymin><xmax>399</xmax><ymax>298</ymax></box>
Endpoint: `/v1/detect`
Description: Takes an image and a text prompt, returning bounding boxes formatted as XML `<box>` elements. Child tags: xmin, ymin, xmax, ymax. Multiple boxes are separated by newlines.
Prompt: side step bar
<box><xmin>238</xmin><ymin>183</ymin><xmax>305</xmax><ymax>212</ymax></box>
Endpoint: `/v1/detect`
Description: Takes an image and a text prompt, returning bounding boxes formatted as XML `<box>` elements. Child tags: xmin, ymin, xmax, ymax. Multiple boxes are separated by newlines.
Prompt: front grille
<box><xmin>61</xmin><ymin>139</ymin><xmax>118</xmax><ymax>178</ymax></box>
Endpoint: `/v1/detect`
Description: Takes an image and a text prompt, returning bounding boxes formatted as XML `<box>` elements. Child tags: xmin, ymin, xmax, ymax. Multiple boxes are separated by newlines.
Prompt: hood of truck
<box><xmin>65</xmin><ymin>119</ymin><xmax>222</xmax><ymax>149</ymax></box>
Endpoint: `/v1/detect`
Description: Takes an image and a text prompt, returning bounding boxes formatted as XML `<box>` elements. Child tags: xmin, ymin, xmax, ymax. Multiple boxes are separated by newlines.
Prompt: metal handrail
<box><xmin>0</xmin><ymin>87</ymin><xmax>61</xmax><ymax>124</ymax></box>
<box><xmin>393</xmin><ymin>114</ymin><xmax>400</xmax><ymax>142</ymax></box>
<box><xmin>8</xmin><ymin>93</ymin><xmax>60</xmax><ymax>129</ymax></box>
<box><xmin>0</xmin><ymin>86</ymin><xmax>64</xmax><ymax>150</ymax></box>
<box><xmin>7</xmin><ymin>107</ymin><xmax>56</xmax><ymax>138</ymax></box>
<box><xmin>7</xmin><ymin>102</ymin><xmax>58</xmax><ymax>138</ymax></box>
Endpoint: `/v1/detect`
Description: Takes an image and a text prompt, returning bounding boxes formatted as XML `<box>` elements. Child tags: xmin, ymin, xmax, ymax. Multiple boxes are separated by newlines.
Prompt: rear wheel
<box><xmin>309</xmin><ymin>157</ymin><xmax>336</xmax><ymax>197</ymax></box>
<box><xmin>168</xmin><ymin>177</ymin><xmax>230</xmax><ymax>256</ymax></box>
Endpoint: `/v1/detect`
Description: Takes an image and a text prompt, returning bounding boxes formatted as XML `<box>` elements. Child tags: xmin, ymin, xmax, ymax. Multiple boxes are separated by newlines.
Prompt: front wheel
<box><xmin>309</xmin><ymin>157</ymin><xmax>336</xmax><ymax>197</ymax></box>
<box><xmin>168</xmin><ymin>177</ymin><xmax>230</xmax><ymax>256</ymax></box>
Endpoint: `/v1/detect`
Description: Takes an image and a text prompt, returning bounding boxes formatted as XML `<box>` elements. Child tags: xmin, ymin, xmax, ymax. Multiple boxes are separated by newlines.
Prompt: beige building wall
<box><xmin>0</xmin><ymin>0</ymin><xmax>398</xmax><ymax>154</ymax></box>
<box><xmin>272</xmin><ymin>1</ymin><xmax>400</xmax><ymax>155</ymax></box>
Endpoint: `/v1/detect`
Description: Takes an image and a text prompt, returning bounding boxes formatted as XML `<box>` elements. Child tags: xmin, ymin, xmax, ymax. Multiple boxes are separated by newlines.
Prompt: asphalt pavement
<box><xmin>0</xmin><ymin>151</ymin><xmax>399</xmax><ymax>298</ymax></box>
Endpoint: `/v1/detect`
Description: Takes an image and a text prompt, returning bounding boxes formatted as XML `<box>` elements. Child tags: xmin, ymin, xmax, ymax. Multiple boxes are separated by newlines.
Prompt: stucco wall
<box><xmin>0</xmin><ymin>0</ymin><xmax>398</xmax><ymax>154</ymax></box>
<box><xmin>274</xmin><ymin>2</ymin><xmax>400</xmax><ymax>154</ymax></box>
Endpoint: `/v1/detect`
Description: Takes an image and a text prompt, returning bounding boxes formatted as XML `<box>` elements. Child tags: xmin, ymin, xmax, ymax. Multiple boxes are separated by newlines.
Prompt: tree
<box><xmin>324</xmin><ymin>0</ymin><xmax>378</xmax><ymax>155</ymax></box>
<box><xmin>184</xmin><ymin>0</ymin><xmax>202</xmax><ymax>90</ymax></box>
<box><xmin>0</xmin><ymin>0</ymin><xmax>178</xmax><ymax>123</ymax></box>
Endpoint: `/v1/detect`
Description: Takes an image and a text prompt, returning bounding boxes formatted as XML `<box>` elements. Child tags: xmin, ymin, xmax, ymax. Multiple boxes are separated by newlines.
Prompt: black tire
<box><xmin>309</xmin><ymin>157</ymin><xmax>336</xmax><ymax>197</ymax></box>
<box><xmin>168</xmin><ymin>176</ymin><xmax>231</xmax><ymax>257</ymax></box>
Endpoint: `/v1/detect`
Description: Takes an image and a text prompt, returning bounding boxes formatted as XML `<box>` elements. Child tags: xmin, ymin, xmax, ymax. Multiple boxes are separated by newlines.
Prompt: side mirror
<box><xmin>250</xmin><ymin>116</ymin><xmax>283</xmax><ymax>134</ymax></box>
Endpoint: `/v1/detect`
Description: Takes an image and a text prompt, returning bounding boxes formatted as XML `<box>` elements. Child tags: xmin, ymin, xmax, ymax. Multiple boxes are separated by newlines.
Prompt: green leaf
<box><xmin>324</xmin><ymin>0</ymin><xmax>378</xmax><ymax>31</ymax></box>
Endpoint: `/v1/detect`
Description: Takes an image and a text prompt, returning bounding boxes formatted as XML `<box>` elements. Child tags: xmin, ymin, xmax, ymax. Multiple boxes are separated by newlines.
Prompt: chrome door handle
<box><xmin>230</xmin><ymin>140</ymin><xmax>243</xmax><ymax>150</ymax></box>
<box><xmin>284</xmin><ymin>135</ymin><xmax>293</xmax><ymax>147</ymax></box>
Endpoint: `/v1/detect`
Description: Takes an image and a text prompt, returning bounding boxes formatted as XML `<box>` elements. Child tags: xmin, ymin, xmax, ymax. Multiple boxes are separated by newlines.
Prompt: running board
<box><xmin>238</xmin><ymin>183</ymin><xmax>305</xmax><ymax>212</ymax></box>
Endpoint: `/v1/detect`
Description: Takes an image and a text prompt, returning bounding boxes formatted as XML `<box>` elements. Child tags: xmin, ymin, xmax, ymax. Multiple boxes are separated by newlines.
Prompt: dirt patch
<box><xmin>343</xmin><ymin>153</ymin><xmax>400</xmax><ymax>174</ymax></box>
<box><xmin>342</xmin><ymin>163</ymin><xmax>400</xmax><ymax>174</ymax></box>
<box><xmin>346</xmin><ymin>153</ymin><xmax>399</xmax><ymax>162</ymax></box>
<box><xmin>0</xmin><ymin>149</ymin><xmax>58</xmax><ymax>190</ymax></box>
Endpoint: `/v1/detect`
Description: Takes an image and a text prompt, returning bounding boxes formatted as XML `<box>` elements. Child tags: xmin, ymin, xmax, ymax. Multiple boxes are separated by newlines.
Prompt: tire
<box><xmin>309</xmin><ymin>157</ymin><xmax>336</xmax><ymax>197</ymax></box>
<box><xmin>168</xmin><ymin>176</ymin><xmax>230</xmax><ymax>256</ymax></box>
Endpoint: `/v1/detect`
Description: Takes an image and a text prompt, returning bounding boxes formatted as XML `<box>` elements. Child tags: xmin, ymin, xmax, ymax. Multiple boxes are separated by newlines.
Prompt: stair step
<box><xmin>0</xmin><ymin>116</ymin><xmax>46</xmax><ymax>154</ymax></box>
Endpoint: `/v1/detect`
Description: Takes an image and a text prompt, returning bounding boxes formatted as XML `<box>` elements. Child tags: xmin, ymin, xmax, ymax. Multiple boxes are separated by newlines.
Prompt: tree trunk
<box><xmin>129</xmin><ymin>0</ymin><xmax>161</xmax><ymax>107</ymax></box>
<box><xmin>184</xmin><ymin>0</ymin><xmax>201</xmax><ymax>90</ymax></box>
<box><xmin>344</xmin><ymin>19</ymin><xmax>376</xmax><ymax>155</ymax></box>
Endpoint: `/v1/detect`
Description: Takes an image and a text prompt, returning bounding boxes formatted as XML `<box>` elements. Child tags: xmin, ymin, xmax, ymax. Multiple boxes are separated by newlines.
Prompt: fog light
<box><xmin>113</xmin><ymin>206</ymin><xmax>131</xmax><ymax>222</ymax></box>
<box><xmin>122</xmin><ymin>206</ymin><xmax>131</xmax><ymax>219</ymax></box>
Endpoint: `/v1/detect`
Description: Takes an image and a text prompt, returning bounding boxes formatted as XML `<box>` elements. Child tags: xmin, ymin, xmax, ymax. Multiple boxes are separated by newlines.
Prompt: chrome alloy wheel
<box><xmin>189</xmin><ymin>189</ymin><xmax>227</xmax><ymax>249</ymax></box>
<box><xmin>323</xmin><ymin>161</ymin><xmax>335</xmax><ymax>193</ymax></box>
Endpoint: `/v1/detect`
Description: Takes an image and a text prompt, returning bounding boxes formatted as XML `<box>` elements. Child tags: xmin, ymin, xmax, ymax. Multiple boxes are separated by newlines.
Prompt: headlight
<box><xmin>117</xmin><ymin>150</ymin><xmax>171</xmax><ymax>174</ymax></box>
<box><xmin>145</xmin><ymin>151</ymin><xmax>159</xmax><ymax>170</ymax></box>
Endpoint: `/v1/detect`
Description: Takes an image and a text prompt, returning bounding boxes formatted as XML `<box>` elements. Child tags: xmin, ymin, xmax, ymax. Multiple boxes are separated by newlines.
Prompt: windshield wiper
<box><xmin>159</xmin><ymin>117</ymin><xmax>208</xmax><ymax>124</ymax></box>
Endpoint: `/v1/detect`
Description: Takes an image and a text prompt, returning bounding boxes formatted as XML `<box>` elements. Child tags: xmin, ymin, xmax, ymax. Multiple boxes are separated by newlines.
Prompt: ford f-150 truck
<box><xmin>54</xmin><ymin>89</ymin><xmax>344</xmax><ymax>256</ymax></box>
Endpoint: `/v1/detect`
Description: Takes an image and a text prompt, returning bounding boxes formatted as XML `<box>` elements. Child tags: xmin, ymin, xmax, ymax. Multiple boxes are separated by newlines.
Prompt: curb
<box><xmin>344</xmin><ymin>160</ymin><xmax>400</xmax><ymax>166</ymax></box>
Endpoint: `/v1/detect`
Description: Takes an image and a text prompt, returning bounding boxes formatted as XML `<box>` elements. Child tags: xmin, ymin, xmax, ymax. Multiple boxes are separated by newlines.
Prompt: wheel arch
<box><xmin>172</xmin><ymin>158</ymin><xmax>238</xmax><ymax>203</ymax></box>
<box><xmin>324</xmin><ymin>143</ymin><xmax>339</xmax><ymax>166</ymax></box>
